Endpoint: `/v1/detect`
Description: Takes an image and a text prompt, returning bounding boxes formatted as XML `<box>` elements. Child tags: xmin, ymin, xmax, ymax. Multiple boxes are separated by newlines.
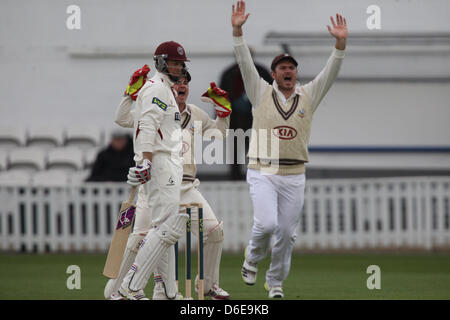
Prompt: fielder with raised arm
<box><xmin>114</xmin><ymin>41</ymin><xmax>191</xmax><ymax>300</ymax></box>
<box><xmin>104</xmin><ymin>70</ymin><xmax>232</xmax><ymax>300</ymax></box>
<box><xmin>231</xmin><ymin>1</ymin><xmax>347</xmax><ymax>298</ymax></box>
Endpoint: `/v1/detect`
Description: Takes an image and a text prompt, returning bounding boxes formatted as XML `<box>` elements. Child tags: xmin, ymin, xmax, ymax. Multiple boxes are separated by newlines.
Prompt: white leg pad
<box><xmin>203</xmin><ymin>222</ymin><xmax>224</xmax><ymax>292</ymax></box>
<box><xmin>154</xmin><ymin>247</ymin><xmax>177</xmax><ymax>299</ymax></box>
<box><xmin>122</xmin><ymin>213</ymin><xmax>188</xmax><ymax>292</ymax></box>
<box><xmin>103</xmin><ymin>233</ymin><xmax>146</xmax><ymax>299</ymax></box>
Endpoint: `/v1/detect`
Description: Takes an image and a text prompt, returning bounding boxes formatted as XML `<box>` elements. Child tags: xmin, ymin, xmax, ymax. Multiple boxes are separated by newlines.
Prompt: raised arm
<box><xmin>115</xmin><ymin>65</ymin><xmax>150</xmax><ymax>127</ymax></box>
<box><xmin>303</xmin><ymin>14</ymin><xmax>348</xmax><ymax>111</ymax></box>
<box><xmin>114</xmin><ymin>96</ymin><xmax>135</xmax><ymax>128</ymax></box>
<box><xmin>200</xmin><ymin>106</ymin><xmax>230</xmax><ymax>140</ymax></box>
<box><xmin>200</xmin><ymin>83</ymin><xmax>232</xmax><ymax>139</ymax></box>
<box><xmin>328</xmin><ymin>13</ymin><xmax>347</xmax><ymax>50</ymax></box>
<box><xmin>231</xmin><ymin>0</ymin><xmax>268</xmax><ymax>107</ymax></box>
<box><xmin>231</xmin><ymin>0</ymin><xmax>250</xmax><ymax>38</ymax></box>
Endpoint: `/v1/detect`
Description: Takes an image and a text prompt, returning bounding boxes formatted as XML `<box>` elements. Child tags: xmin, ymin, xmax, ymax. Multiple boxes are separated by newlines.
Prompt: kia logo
<box><xmin>273</xmin><ymin>126</ymin><xmax>297</xmax><ymax>140</ymax></box>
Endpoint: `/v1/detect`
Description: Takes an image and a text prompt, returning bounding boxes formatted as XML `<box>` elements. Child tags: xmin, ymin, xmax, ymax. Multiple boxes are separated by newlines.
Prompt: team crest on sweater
<box><xmin>298</xmin><ymin>108</ymin><xmax>305</xmax><ymax>118</ymax></box>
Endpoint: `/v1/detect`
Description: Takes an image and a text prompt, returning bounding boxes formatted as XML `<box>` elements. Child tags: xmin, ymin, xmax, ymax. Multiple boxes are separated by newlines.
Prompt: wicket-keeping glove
<box><xmin>200</xmin><ymin>82</ymin><xmax>232</xmax><ymax>118</ymax></box>
<box><xmin>125</xmin><ymin>64</ymin><xmax>150</xmax><ymax>101</ymax></box>
<box><xmin>127</xmin><ymin>159</ymin><xmax>152</xmax><ymax>186</ymax></box>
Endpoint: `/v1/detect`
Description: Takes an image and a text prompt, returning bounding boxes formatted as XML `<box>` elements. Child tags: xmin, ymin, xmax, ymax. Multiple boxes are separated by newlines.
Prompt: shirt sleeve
<box><xmin>233</xmin><ymin>36</ymin><xmax>270</xmax><ymax>107</ymax></box>
<box><xmin>136</xmin><ymin>86</ymin><xmax>169</xmax><ymax>153</ymax></box>
<box><xmin>302</xmin><ymin>48</ymin><xmax>345</xmax><ymax>112</ymax></box>
<box><xmin>200</xmin><ymin>106</ymin><xmax>230</xmax><ymax>140</ymax></box>
<box><xmin>114</xmin><ymin>96</ymin><xmax>135</xmax><ymax>128</ymax></box>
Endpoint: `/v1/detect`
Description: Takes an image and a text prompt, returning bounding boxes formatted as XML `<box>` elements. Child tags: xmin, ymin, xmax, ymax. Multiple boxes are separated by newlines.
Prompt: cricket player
<box><xmin>115</xmin><ymin>40</ymin><xmax>191</xmax><ymax>300</ymax></box>
<box><xmin>105</xmin><ymin>70</ymin><xmax>232</xmax><ymax>300</ymax></box>
<box><xmin>231</xmin><ymin>1</ymin><xmax>347</xmax><ymax>298</ymax></box>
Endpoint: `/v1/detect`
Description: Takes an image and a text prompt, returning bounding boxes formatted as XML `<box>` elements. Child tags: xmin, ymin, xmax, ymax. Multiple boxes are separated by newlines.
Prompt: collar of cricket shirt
<box><xmin>272</xmin><ymin>80</ymin><xmax>302</xmax><ymax>104</ymax></box>
<box><xmin>180</xmin><ymin>104</ymin><xmax>192</xmax><ymax>129</ymax></box>
<box><xmin>181</xmin><ymin>104</ymin><xmax>192</xmax><ymax>115</ymax></box>
<box><xmin>154</xmin><ymin>70</ymin><xmax>175</xmax><ymax>87</ymax></box>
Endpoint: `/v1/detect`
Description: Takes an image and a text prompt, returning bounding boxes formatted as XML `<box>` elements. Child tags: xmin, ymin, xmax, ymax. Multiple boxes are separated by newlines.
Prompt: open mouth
<box><xmin>284</xmin><ymin>76</ymin><xmax>292</xmax><ymax>82</ymax></box>
<box><xmin>178</xmin><ymin>90</ymin><xmax>186</xmax><ymax>97</ymax></box>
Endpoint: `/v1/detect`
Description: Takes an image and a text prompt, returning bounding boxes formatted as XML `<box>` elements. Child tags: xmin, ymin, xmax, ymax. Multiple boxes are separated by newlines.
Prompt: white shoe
<box><xmin>241</xmin><ymin>259</ymin><xmax>257</xmax><ymax>285</ymax></box>
<box><xmin>193</xmin><ymin>275</ymin><xmax>230</xmax><ymax>300</ymax></box>
<box><xmin>207</xmin><ymin>283</ymin><xmax>230</xmax><ymax>300</ymax></box>
<box><xmin>118</xmin><ymin>285</ymin><xmax>149</xmax><ymax>300</ymax></box>
<box><xmin>264</xmin><ymin>282</ymin><xmax>284</xmax><ymax>298</ymax></box>
<box><xmin>241</xmin><ymin>246</ymin><xmax>257</xmax><ymax>285</ymax></box>
<box><xmin>108</xmin><ymin>292</ymin><xmax>126</xmax><ymax>300</ymax></box>
<box><xmin>152</xmin><ymin>281</ymin><xmax>183</xmax><ymax>300</ymax></box>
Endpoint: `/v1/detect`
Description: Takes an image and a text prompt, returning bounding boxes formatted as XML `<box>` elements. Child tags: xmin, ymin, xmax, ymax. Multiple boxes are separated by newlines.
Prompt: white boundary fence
<box><xmin>0</xmin><ymin>176</ymin><xmax>449</xmax><ymax>253</ymax></box>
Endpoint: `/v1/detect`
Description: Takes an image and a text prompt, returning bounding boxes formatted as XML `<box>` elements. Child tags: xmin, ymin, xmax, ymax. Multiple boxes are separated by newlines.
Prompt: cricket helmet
<box><xmin>154</xmin><ymin>41</ymin><xmax>190</xmax><ymax>81</ymax></box>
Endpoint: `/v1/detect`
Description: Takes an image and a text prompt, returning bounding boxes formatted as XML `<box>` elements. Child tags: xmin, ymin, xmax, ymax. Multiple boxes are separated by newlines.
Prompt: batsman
<box><xmin>104</xmin><ymin>66</ymin><xmax>232</xmax><ymax>299</ymax></box>
<box><xmin>105</xmin><ymin>40</ymin><xmax>191</xmax><ymax>300</ymax></box>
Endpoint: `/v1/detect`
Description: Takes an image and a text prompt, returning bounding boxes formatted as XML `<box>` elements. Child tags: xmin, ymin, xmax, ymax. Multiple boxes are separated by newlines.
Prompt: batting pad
<box><xmin>203</xmin><ymin>222</ymin><xmax>224</xmax><ymax>292</ymax></box>
<box><xmin>123</xmin><ymin>213</ymin><xmax>189</xmax><ymax>292</ymax></box>
<box><xmin>104</xmin><ymin>233</ymin><xmax>145</xmax><ymax>299</ymax></box>
<box><xmin>155</xmin><ymin>245</ymin><xmax>178</xmax><ymax>299</ymax></box>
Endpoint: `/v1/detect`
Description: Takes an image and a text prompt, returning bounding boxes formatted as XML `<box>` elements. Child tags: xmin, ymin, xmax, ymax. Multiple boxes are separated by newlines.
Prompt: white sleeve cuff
<box><xmin>333</xmin><ymin>48</ymin><xmax>346</xmax><ymax>59</ymax></box>
<box><xmin>233</xmin><ymin>36</ymin><xmax>245</xmax><ymax>46</ymax></box>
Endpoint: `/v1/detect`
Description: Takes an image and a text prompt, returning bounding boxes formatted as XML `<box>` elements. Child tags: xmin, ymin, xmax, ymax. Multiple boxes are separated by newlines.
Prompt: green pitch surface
<box><xmin>1</xmin><ymin>253</ymin><xmax>450</xmax><ymax>300</ymax></box>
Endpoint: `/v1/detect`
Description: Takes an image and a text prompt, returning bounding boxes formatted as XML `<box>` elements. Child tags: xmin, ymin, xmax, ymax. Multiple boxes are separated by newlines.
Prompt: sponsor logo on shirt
<box><xmin>174</xmin><ymin>112</ymin><xmax>181</xmax><ymax>122</ymax></box>
<box><xmin>167</xmin><ymin>176</ymin><xmax>175</xmax><ymax>186</ymax></box>
<box><xmin>273</xmin><ymin>126</ymin><xmax>298</xmax><ymax>140</ymax></box>
<box><xmin>152</xmin><ymin>97</ymin><xmax>168</xmax><ymax>111</ymax></box>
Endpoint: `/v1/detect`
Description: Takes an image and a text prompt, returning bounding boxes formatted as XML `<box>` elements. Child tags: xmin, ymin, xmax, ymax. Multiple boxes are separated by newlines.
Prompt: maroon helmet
<box><xmin>154</xmin><ymin>41</ymin><xmax>190</xmax><ymax>62</ymax></box>
<box><xmin>154</xmin><ymin>41</ymin><xmax>190</xmax><ymax>81</ymax></box>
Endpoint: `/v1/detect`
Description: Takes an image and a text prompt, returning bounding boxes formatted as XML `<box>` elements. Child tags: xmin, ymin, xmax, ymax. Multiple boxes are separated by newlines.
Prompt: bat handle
<box><xmin>127</xmin><ymin>186</ymin><xmax>137</xmax><ymax>203</ymax></box>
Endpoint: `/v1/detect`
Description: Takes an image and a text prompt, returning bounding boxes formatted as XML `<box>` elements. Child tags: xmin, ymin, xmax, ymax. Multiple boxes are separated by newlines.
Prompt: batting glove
<box><xmin>125</xmin><ymin>64</ymin><xmax>151</xmax><ymax>101</ymax></box>
<box><xmin>200</xmin><ymin>82</ymin><xmax>232</xmax><ymax>118</ymax></box>
<box><xmin>127</xmin><ymin>159</ymin><xmax>152</xmax><ymax>186</ymax></box>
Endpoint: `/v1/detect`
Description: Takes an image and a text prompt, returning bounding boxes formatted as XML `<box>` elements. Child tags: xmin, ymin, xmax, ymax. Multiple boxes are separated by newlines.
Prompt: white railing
<box><xmin>0</xmin><ymin>177</ymin><xmax>449</xmax><ymax>253</ymax></box>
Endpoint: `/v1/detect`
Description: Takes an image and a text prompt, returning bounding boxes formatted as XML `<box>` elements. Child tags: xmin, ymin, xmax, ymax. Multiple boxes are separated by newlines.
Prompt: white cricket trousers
<box><xmin>142</xmin><ymin>152</ymin><xmax>182</xmax><ymax>227</ymax></box>
<box><xmin>246</xmin><ymin>168</ymin><xmax>305</xmax><ymax>287</ymax></box>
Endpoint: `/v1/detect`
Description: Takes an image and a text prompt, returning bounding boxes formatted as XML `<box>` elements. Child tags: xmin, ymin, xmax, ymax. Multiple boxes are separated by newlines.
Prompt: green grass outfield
<box><xmin>1</xmin><ymin>252</ymin><xmax>450</xmax><ymax>300</ymax></box>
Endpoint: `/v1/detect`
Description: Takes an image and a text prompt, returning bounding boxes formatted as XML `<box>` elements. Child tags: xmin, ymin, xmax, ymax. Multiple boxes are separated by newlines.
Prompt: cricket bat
<box><xmin>103</xmin><ymin>186</ymin><xmax>137</xmax><ymax>278</ymax></box>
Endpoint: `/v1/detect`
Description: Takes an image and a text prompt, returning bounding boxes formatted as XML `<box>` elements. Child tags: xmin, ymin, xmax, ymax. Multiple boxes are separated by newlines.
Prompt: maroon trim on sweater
<box><xmin>271</xmin><ymin>89</ymin><xmax>299</xmax><ymax>121</ymax></box>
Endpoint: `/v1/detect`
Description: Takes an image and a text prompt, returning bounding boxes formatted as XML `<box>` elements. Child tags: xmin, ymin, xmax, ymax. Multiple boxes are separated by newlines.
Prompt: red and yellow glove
<box><xmin>201</xmin><ymin>82</ymin><xmax>232</xmax><ymax>118</ymax></box>
<box><xmin>125</xmin><ymin>64</ymin><xmax>150</xmax><ymax>101</ymax></box>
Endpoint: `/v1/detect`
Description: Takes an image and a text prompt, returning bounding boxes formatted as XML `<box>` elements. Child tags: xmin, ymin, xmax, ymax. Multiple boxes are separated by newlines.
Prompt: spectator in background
<box><xmin>219</xmin><ymin>47</ymin><xmax>272</xmax><ymax>180</ymax></box>
<box><xmin>86</xmin><ymin>131</ymin><xmax>134</xmax><ymax>182</ymax></box>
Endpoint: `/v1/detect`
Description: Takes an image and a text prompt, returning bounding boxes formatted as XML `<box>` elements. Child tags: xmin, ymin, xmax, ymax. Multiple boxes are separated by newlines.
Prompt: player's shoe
<box><xmin>108</xmin><ymin>291</ymin><xmax>126</xmax><ymax>300</ymax></box>
<box><xmin>241</xmin><ymin>260</ymin><xmax>257</xmax><ymax>285</ymax></box>
<box><xmin>152</xmin><ymin>281</ymin><xmax>184</xmax><ymax>300</ymax></box>
<box><xmin>194</xmin><ymin>275</ymin><xmax>230</xmax><ymax>300</ymax></box>
<box><xmin>264</xmin><ymin>282</ymin><xmax>284</xmax><ymax>298</ymax></box>
<box><xmin>207</xmin><ymin>283</ymin><xmax>230</xmax><ymax>300</ymax></box>
<box><xmin>241</xmin><ymin>246</ymin><xmax>258</xmax><ymax>285</ymax></box>
<box><xmin>118</xmin><ymin>286</ymin><xmax>149</xmax><ymax>300</ymax></box>
<box><xmin>241</xmin><ymin>247</ymin><xmax>258</xmax><ymax>285</ymax></box>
